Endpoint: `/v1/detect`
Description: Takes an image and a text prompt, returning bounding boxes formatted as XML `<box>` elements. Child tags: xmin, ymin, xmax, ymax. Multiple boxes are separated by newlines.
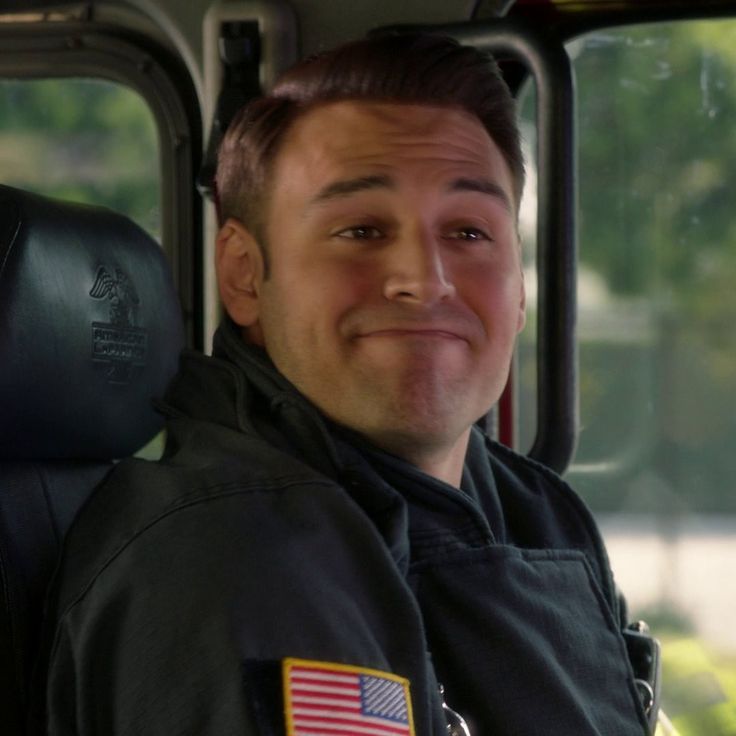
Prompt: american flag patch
<box><xmin>283</xmin><ymin>658</ymin><xmax>415</xmax><ymax>736</ymax></box>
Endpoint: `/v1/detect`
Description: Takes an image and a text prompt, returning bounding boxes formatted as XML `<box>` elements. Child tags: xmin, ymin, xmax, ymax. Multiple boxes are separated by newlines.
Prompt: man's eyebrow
<box><xmin>449</xmin><ymin>177</ymin><xmax>513</xmax><ymax>213</ymax></box>
<box><xmin>309</xmin><ymin>175</ymin><xmax>394</xmax><ymax>206</ymax></box>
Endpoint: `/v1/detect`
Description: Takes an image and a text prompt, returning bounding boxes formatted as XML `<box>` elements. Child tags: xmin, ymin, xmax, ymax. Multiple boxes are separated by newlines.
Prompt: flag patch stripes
<box><xmin>283</xmin><ymin>658</ymin><xmax>415</xmax><ymax>736</ymax></box>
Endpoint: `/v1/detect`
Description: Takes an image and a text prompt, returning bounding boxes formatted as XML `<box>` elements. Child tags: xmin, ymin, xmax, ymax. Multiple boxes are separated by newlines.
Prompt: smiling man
<box><xmin>35</xmin><ymin>35</ymin><xmax>652</xmax><ymax>736</ymax></box>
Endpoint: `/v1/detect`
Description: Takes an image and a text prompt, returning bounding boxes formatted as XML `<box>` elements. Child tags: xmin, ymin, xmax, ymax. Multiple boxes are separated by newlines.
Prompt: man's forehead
<box><xmin>271</xmin><ymin>99</ymin><xmax>514</xmax><ymax>199</ymax></box>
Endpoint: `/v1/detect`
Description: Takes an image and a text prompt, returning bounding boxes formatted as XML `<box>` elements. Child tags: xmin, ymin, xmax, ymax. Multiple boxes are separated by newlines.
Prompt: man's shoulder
<box><xmin>96</xmin><ymin>420</ymin><xmax>332</xmax><ymax>520</ymax></box>
<box><xmin>485</xmin><ymin>437</ymin><xmax>598</xmax><ymax>538</ymax></box>
<box><xmin>486</xmin><ymin>438</ymin><xmax>574</xmax><ymax>494</ymax></box>
<box><xmin>483</xmin><ymin>438</ymin><xmax>616</xmax><ymax>597</ymax></box>
<box><xmin>485</xmin><ymin>437</ymin><xmax>578</xmax><ymax>502</ymax></box>
<box><xmin>49</xmin><ymin>426</ymin><xmax>338</xmax><ymax>614</ymax></box>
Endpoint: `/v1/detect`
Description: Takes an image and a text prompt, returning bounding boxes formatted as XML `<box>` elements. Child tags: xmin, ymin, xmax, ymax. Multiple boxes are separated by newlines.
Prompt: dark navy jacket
<box><xmin>34</xmin><ymin>320</ymin><xmax>649</xmax><ymax>735</ymax></box>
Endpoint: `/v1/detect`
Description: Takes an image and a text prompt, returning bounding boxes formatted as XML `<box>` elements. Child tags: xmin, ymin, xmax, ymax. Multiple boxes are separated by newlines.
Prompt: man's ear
<box><xmin>216</xmin><ymin>218</ymin><xmax>265</xmax><ymax>331</ymax></box>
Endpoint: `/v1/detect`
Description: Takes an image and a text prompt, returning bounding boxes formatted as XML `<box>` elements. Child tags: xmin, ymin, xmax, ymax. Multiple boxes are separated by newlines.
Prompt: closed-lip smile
<box><xmin>356</xmin><ymin>325</ymin><xmax>470</xmax><ymax>342</ymax></box>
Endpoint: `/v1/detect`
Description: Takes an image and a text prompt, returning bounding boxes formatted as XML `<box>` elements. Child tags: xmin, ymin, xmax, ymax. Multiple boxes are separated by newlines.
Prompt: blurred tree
<box><xmin>0</xmin><ymin>78</ymin><xmax>160</xmax><ymax>237</ymax></box>
<box><xmin>521</xmin><ymin>19</ymin><xmax>736</xmax><ymax>513</ymax></box>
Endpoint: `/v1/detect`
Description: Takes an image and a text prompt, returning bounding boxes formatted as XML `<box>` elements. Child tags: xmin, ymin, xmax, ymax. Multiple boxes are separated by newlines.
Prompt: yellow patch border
<box><xmin>282</xmin><ymin>657</ymin><xmax>415</xmax><ymax>736</ymax></box>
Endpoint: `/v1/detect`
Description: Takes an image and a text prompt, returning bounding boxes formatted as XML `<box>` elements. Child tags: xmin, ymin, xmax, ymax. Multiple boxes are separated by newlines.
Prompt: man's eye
<box><xmin>448</xmin><ymin>227</ymin><xmax>492</xmax><ymax>242</ymax></box>
<box><xmin>334</xmin><ymin>225</ymin><xmax>383</xmax><ymax>240</ymax></box>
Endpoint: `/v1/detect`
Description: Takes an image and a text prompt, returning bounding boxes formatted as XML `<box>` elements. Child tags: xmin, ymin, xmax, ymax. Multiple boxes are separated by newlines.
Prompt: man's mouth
<box><xmin>358</xmin><ymin>328</ymin><xmax>465</xmax><ymax>340</ymax></box>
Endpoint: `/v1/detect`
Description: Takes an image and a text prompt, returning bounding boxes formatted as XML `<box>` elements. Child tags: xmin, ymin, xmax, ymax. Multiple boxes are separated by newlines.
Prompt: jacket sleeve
<box><xmin>34</xmin><ymin>554</ymin><xmax>261</xmax><ymax>736</ymax></box>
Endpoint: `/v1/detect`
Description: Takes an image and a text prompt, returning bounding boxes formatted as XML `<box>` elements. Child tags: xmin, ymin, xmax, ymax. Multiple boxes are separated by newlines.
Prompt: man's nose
<box><xmin>382</xmin><ymin>229</ymin><xmax>456</xmax><ymax>305</ymax></box>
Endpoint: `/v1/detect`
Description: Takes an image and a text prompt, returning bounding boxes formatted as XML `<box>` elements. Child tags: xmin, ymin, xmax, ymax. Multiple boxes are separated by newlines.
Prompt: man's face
<box><xmin>244</xmin><ymin>101</ymin><xmax>525</xmax><ymax>463</ymax></box>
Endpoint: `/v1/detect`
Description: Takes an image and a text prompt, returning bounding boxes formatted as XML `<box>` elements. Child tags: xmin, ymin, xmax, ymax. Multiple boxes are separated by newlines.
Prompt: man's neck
<box><xmin>392</xmin><ymin>428</ymin><xmax>471</xmax><ymax>488</ymax></box>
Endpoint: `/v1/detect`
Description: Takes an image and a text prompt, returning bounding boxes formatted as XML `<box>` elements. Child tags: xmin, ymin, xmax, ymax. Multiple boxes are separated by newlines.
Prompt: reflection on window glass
<box><xmin>520</xmin><ymin>19</ymin><xmax>736</xmax><ymax>733</ymax></box>
<box><xmin>0</xmin><ymin>78</ymin><xmax>160</xmax><ymax>238</ymax></box>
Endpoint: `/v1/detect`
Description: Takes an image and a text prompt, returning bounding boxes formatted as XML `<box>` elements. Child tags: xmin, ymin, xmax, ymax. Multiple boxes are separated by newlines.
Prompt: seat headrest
<box><xmin>0</xmin><ymin>185</ymin><xmax>184</xmax><ymax>460</ymax></box>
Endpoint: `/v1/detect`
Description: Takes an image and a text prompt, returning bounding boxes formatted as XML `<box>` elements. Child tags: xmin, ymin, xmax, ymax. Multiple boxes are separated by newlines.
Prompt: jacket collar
<box><xmin>163</xmin><ymin>317</ymin><xmax>344</xmax><ymax>478</ymax></box>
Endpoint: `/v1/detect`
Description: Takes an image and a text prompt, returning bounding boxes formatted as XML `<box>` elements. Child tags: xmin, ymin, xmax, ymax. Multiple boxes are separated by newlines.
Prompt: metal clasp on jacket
<box><xmin>623</xmin><ymin>621</ymin><xmax>662</xmax><ymax>734</ymax></box>
<box><xmin>439</xmin><ymin>684</ymin><xmax>471</xmax><ymax>736</ymax></box>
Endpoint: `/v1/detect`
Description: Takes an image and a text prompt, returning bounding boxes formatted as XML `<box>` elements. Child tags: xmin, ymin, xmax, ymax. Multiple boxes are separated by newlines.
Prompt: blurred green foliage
<box><xmin>0</xmin><ymin>77</ymin><xmax>160</xmax><ymax>237</ymax></box>
<box><xmin>657</xmin><ymin>635</ymin><xmax>736</xmax><ymax>735</ymax></box>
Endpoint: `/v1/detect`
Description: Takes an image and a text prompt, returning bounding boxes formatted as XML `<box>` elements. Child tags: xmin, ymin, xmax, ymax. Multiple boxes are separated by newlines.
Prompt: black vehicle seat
<box><xmin>0</xmin><ymin>184</ymin><xmax>184</xmax><ymax>734</ymax></box>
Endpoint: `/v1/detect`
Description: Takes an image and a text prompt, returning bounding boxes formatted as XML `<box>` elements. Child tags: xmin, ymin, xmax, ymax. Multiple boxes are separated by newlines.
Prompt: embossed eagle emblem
<box><xmin>89</xmin><ymin>266</ymin><xmax>140</xmax><ymax>327</ymax></box>
<box><xmin>89</xmin><ymin>265</ymin><xmax>147</xmax><ymax>384</ymax></box>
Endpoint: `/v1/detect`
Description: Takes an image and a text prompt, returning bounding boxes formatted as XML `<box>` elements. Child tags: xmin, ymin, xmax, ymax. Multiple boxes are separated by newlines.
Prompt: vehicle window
<box><xmin>519</xmin><ymin>18</ymin><xmax>736</xmax><ymax>732</ymax></box>
<box><xmin>0</xmin><ymin>77</ymin><xmax>160</xmax><ymax>239</ymax></box>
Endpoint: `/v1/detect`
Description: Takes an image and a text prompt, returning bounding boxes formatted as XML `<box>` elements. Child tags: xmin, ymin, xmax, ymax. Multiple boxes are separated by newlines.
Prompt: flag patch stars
<box><xmin>283</xmin><ymin>658</ymin><xmax>415</xmax><ymax>735</ymax></box>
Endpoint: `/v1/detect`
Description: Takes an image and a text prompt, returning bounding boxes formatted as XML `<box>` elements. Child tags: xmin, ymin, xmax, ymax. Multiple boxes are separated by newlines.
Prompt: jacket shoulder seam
<box><xmin>51</xmin><ymin>474</ymin><xmax>338</xmax><ymax>631</ymax></box>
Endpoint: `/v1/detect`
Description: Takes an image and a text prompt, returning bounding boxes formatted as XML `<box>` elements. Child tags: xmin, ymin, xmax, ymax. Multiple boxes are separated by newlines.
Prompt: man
<box><xmin>34</xmin><ymin>34</ymin><xmax>651</xmax><ymax>735</ymax></box>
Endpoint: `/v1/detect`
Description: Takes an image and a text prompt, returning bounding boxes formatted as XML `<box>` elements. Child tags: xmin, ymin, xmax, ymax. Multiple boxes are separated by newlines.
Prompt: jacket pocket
<box><xmin>410</xmin><ymin>546</ymin><xmax>649</xmax><ymax>736</ymax></box>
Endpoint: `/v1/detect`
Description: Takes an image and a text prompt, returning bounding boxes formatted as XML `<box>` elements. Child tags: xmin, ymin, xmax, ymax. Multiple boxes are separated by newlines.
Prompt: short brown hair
<box><xmin>216</xmin><ymin>33</ymin><xmax>524</xmax><ymax>238</ymax></box>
